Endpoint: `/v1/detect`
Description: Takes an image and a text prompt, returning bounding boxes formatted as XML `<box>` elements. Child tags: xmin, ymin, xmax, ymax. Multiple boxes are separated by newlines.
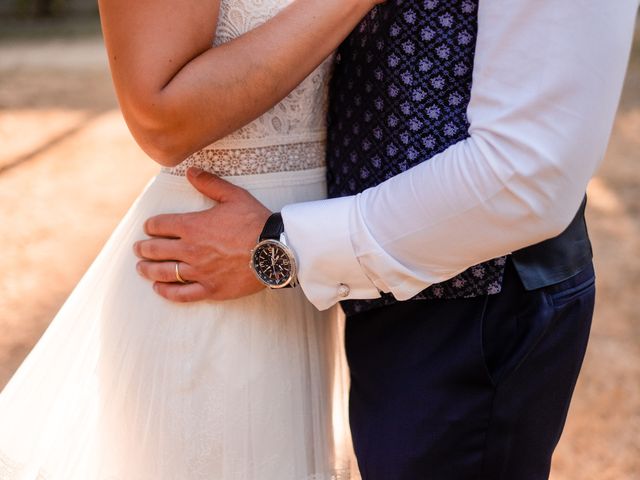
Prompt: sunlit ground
<box><xmin>0</xmin><ymin>22</ymin><xmax>638</xmax><ymax>480</ymax></box>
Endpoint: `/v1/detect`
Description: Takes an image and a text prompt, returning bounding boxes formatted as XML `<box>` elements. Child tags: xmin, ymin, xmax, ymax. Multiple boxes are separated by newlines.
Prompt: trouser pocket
<box><xmin>481</xmin><ymin>260</ymin><xmax>595</xmax><ymax>386</ymax></box>
<box><xmin>480</xmin><ymin>261</ymin><xmax>596</xmax><ymax>479</ymax></box>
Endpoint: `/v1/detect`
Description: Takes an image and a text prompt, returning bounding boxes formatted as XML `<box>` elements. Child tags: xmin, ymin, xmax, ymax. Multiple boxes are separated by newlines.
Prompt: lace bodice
<box><xmin>164</xmin><ymin>0</ymin><xmax>333</xmax><ymax>177</ymax></box>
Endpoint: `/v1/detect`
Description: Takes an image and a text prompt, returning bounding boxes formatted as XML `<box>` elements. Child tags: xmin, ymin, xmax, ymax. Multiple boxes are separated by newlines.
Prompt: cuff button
<box><xmin>337</xmin><ymin>283</ymin><xmax>350</xmax><ymax>298</ymax></box>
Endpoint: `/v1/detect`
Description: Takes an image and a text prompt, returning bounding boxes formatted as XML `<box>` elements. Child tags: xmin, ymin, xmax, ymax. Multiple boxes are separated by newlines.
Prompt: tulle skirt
<box><xmin>0</xmin><ymin>167</ymin><xmax>353</xmax><ymax>480</ymax></box>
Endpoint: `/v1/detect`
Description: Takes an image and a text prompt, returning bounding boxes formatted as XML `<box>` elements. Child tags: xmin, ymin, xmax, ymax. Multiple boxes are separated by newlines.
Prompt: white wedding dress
<box><xmin>0</xmin><ymin>1</ymin><xmax>354</xmax><ymax>479</ymax></box>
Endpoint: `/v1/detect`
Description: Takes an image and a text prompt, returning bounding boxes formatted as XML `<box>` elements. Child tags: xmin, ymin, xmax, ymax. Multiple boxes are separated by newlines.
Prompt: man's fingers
<box><xmin>134</xmin><ymin>238</ymin><xmax>185</xmax><ymax>261</ymax></box>
<box><xmin>143</xmin><ymin>213</ymin><xmax>186</xmax><ymax>238</ymax></box>
<box><xmin>187</xmin><ymin>167</ymin><xmax>239</xmax><ymax>202</ymax></box>
<box><xmin>153</xmin><ymin>281</ymin><xmax>209</xmax><ymax>303</ymax></box>
<box><xmin>137</xmin><ymin>260</ymin><xmax>197</xmax><ymax>283</ymax></box>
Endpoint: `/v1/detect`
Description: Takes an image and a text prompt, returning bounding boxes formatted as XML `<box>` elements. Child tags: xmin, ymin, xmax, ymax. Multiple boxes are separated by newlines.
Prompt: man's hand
<box><xmin>134</xmin><ymin>167</ymin><xmax>272</xmax><ymax>302</ymax></box>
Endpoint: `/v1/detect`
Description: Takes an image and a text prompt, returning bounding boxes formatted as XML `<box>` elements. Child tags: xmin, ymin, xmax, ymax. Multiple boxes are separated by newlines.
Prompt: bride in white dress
<box><xmin>0</xmin><ymin>0</ymin><xmax>378</xmax><ymax>478</ymax></box>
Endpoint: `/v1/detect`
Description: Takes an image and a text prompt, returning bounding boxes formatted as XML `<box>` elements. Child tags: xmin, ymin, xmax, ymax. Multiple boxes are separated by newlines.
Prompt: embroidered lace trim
<box><xmin>162</xmin><ymin>141</ymin><xmax>326</xmax><ymax>177</ymax></box>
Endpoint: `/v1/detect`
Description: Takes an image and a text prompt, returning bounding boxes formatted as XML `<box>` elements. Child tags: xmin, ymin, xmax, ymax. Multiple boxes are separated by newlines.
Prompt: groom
<box><xmin>135</xmin><ymin>1</ymin><xmax>638</xmax><ymax>478</ymax></box>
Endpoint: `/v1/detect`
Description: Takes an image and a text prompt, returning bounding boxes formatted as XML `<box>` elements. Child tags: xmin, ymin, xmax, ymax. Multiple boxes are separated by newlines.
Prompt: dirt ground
<box><xmin>0</xmin><ymin>24</ymin><xmax>638</xmax><ymax>479</ymax></box>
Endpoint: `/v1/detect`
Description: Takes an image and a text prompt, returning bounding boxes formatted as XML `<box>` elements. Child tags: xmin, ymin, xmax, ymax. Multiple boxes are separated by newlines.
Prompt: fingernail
<box><xmin>136</xmin><ymin>262</ymin><xmax>143</xmax><ymax>275</ymax></box>
<box><xmin>188</xmin><ymin>167</ymin><xmax>203</xmax><ymax>177</ymax></box>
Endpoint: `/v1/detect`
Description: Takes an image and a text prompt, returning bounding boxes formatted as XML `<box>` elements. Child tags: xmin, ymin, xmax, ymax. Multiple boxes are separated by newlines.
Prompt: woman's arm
<box><xmin>98</xmin><ymin>0</ymin><xmax>378</xmax><ymax>166</ymax></box>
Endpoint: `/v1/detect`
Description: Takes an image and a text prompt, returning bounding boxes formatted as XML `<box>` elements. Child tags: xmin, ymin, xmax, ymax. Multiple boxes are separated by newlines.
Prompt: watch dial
<box><xmin>253</xmin><ymin>242</ymin><xmax>293</xmax><ymax>287</ymax></box>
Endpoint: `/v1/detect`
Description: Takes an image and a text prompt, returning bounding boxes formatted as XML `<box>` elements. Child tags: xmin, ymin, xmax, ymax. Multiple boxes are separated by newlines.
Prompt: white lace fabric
<box><xmin>164</xmin><ymin>0</ymin><xmax>333</xmax><ymax>177</ymax></box>
<box><xmin>163</xmin><ymin>141</ymin><xmax>326</xmax><ymax>177</ymax></box>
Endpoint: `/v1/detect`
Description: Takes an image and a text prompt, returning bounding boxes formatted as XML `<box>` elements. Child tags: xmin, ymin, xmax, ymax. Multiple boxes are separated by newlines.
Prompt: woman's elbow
<box><xmin>123</xmin><ymin>115</ymin><xmax>193</xmax><ymax>166</ymax></box>
<box><xmin>134</xmin><ymin>127</ymin><xmax>189</xmax><ymax>167</ymax></box>
<box><xmin>120</xmin><ymin>96</ymin><xmax>191</xmax><ymax>167</ymax></box>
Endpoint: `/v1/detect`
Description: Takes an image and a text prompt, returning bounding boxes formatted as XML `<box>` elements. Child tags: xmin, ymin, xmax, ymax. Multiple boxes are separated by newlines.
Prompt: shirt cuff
<box><xmin>349</xmin><ymin>188</ymin><xmax>442</xmax><ymax>300</ymax></box>
<box><xmin>281</xmin><ymin>196</ymin><xmax>381</xmax><ymax>311</ymax></box>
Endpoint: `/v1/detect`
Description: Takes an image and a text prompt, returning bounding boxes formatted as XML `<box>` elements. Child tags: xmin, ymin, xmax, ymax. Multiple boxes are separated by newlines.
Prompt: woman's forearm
<box><xmin>99</xmin><ymin>0</ymin><xmax>378</xmax><ymax>166</ymax></box>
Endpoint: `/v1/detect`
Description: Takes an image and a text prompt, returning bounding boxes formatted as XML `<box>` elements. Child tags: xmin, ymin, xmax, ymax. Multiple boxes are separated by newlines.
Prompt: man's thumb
<box><xmin>186</xmin><ymin>167</ymin><xmax>236</xmax><ymax>202</ymax></box>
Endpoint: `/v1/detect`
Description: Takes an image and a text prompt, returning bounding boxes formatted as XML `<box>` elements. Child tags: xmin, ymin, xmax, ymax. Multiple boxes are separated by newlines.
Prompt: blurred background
<box><xmin>0</xmin><ymin>3</ymin><xmax>638</xmax><ymax>479</ymax></box>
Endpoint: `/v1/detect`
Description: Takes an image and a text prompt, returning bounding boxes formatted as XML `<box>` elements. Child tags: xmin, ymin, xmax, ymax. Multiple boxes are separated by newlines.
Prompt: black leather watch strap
<box><xmin>259</xmin><ymin>212</ymin><xmax>285</xmax><ymax>242</ymax></box>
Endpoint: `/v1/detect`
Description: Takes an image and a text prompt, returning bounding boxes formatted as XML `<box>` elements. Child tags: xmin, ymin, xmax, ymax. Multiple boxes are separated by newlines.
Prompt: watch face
<box><xmin>251</xmin><ymin>240</ymin><xmax>296</xmax><ymax>288</ymax></box>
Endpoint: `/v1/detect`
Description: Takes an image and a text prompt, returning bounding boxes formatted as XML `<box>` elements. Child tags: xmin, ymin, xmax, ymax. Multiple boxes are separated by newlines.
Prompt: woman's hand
<box><xmin>98</xmin><ymin>0</ymin><xmax>379</xmax><ymax>166</ymax></box>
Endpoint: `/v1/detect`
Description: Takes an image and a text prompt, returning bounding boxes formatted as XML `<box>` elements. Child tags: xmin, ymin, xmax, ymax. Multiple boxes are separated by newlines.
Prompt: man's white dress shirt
<box><xmin>282</xmin><ymin>0</ymin><xmax>639</xmax><ymax>311</ymax></box>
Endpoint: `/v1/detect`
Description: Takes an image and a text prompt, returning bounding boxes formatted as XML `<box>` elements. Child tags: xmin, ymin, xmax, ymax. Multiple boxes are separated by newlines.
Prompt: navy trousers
<box><xmin>345</xmin><ymin>258</ymin><xmax>595</xmax><ymax>480</ymax></box>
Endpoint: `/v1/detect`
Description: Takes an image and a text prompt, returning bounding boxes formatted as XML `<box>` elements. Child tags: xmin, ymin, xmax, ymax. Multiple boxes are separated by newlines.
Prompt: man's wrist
<box><xmin>258</xmin><ymin>212</ymin><xmax>285</xmax><ymax>242</ymax></box>
<box><xmin>250</xmin><ymin>212</ymin><xmax>299</xmax><ymax>289</ymax></box>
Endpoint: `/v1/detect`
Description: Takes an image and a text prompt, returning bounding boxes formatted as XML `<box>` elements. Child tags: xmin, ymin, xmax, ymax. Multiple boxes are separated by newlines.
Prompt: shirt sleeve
<box><xmin>281</xmin><ymin>0</ymin><xmax>639</xmax><ymax>311</ymax></box>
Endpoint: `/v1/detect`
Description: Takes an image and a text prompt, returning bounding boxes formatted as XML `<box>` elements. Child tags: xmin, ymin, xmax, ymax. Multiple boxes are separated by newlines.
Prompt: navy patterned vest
<box><xmin>326</xmin><ymin>0</ymin><xmax>506</xmax><ymax>315</ymax></box>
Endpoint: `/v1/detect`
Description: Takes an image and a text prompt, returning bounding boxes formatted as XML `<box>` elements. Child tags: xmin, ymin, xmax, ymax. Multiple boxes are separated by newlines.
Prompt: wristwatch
<box><xmin>250</xmin><ymin>212</ymin><xmax>298</xmax><ymax>289</ymax></box>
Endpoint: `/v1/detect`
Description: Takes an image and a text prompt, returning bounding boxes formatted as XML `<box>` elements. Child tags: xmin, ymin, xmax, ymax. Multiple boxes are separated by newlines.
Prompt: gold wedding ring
<box><xmin>175</xmin><ymin>262</ymin><xmax>188</xmax><ymax>284</ymax></box>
